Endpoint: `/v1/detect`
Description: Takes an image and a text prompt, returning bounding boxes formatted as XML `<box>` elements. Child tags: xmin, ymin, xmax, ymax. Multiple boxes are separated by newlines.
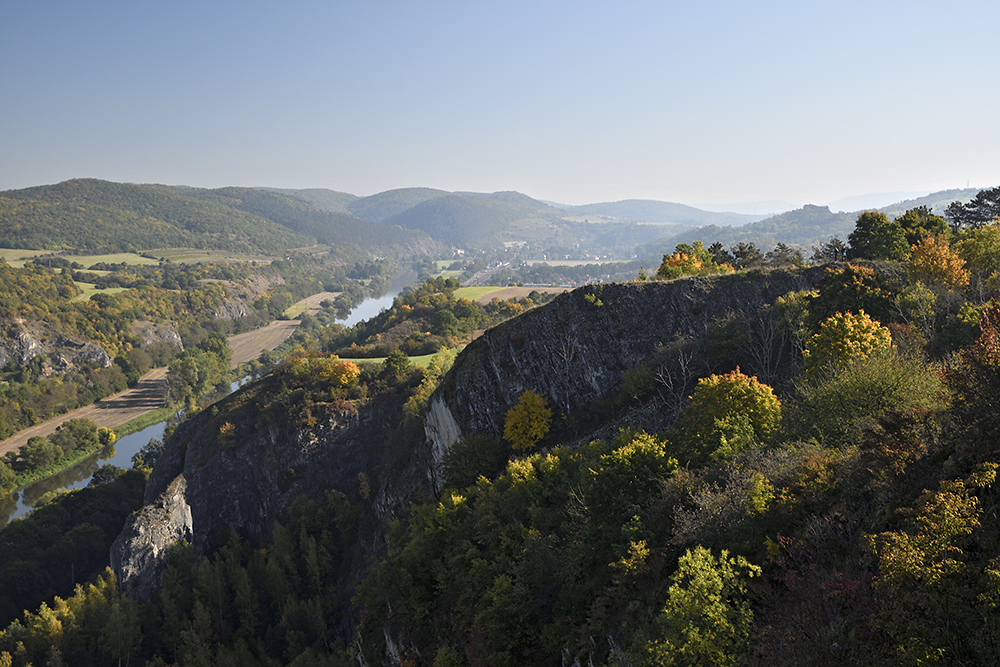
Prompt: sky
<box><xmin>2</xmin><ymin>0</ymin><xmax>998</xmax><ymax>208</ymax></box>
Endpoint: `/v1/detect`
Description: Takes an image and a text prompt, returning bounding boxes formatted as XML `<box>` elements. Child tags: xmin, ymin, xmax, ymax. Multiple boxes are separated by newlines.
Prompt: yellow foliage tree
<box><xmin>676</xmin><ymin>368</ymin><xmax>781</xmax><ymax>460</ymax></box>
<box><xmin>503</xmin><ymin>390</ymin><xmax>552</xmax><ymax>451</ymax></box>
<box><xmin>909</xmin><ymin>234</ymin><xmax>969</xmax><ymax>290</ymax></box>
<box><xmin>803</xmin><ymin>310</ymin><xmax>892</xmax><ymax>379</ymax></box>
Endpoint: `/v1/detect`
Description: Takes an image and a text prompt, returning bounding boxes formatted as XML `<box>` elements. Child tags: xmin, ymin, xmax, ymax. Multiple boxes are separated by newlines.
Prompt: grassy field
<box><xmin>71</xmin><ymin>283</ymin><xmax>129</xmax><ymax>301</ymax></box>
<box><xmin>349</xmin><ymin>352</ymin><xmax>441</xmax><ymax>369</ymax></box>
<box><xmin>0</xmin><ymin>248</ymin><xmax>61</xmax><ymax>267</ymax></box>
<box><xmin>113</xmin><ymin>407</ymin><xmax>174</xmax><ymax>438</ymax></box>
<box><xmin>453</xmin><ymin>285</ymin><xmax>505</xmax><ymax>301</ymax></box>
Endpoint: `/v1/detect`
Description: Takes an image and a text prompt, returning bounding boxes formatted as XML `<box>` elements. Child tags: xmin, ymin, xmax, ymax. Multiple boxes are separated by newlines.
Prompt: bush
<box><xmin>675</xmin><ymin>369</ymin><xmax>781</xmax><ymax>462</ymax></box>
<box><xmin>789</xmin><ymin>348</ymin><xmax>946</xmax><ymax>447</ymax></box>
<box><xmin>803</xmin><ymin>310</ymin><xmax>892</xmax><ymax>380</ymax></box>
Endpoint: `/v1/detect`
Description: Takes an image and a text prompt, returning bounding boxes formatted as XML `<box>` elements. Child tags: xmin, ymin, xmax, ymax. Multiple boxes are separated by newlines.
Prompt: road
<box><xmin>0</xmin><ymin>295</ymin><xmax>336</xmax><ymax>458</ymax></box>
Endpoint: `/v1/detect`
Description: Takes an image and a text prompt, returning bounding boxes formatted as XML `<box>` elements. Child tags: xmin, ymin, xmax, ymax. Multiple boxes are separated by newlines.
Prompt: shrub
<box><xmin>675</xmin><ymin>369</ymin><xmax>781</xmax><ymax>461</ymax></box>
<box><xmin>503</xmin><ymin>390</ymin><xmax>552</xmax><ymax>452</ymax></box>
<box><xmin>803</xmin><ymin>310</ymin><xmax>892</xmax><ymax>380</ymax></box>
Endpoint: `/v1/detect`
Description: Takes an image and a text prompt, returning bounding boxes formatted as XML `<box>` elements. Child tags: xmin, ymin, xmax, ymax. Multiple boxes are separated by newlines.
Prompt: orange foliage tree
<box><xmin>909</xmin><ymin>234</ymin><xmax>969</xmax><ymax>291</ymax></box>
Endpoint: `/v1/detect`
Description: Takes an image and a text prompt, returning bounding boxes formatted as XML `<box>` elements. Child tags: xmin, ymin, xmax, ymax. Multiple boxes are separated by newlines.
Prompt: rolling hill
<box><xmin>0</xmin><ymin>179</ymin><xmax>438</xmax><ymax>257</ymax></box>
<box><xmin>564</xmin><ymin>199</ymin><xmax>766</xmax><ymax>226</ymax></box>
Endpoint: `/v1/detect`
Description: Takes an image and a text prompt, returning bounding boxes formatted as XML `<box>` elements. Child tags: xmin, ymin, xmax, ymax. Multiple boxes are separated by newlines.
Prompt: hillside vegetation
<box><xmin>0</xmin><ymin>179</ymin><xmax>436</xmax><ymax>256</ymax></box>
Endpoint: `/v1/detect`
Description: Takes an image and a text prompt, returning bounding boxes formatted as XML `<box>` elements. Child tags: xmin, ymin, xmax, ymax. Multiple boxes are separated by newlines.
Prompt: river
<box><xmin>0</xmin><ymin>277</ymin><xmax>412</xmax><ymax>526</ymax></box>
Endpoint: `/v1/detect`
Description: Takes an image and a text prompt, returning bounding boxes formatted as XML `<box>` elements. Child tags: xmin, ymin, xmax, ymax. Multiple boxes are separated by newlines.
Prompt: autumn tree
<box><xmin>675</xmin><ymin>369</ymin><xmax>781</xmax><ymax>461</ymax></box>
<box><xmin>848</xmin><ymin>210</ymin><xmax>910</xmax><ymax>261</ymax></box>
<box><xmin>908</xmin><ymin>234</ymin><xmax>969</xmax><ymax>291</ymax></box>
<box><xmin>803</xmin><ymin>310</ymin><xmax>892</xmax><ymax>379</ymax></box>
<box><xmin>503</xmin><ymin>390</ymin><xmax>552</xmax><ymax>451</ymax></box>
<box><xmin>657</xmin><ymin>241</ymin><xmax>721</xmax><ymax>279</ymax></box>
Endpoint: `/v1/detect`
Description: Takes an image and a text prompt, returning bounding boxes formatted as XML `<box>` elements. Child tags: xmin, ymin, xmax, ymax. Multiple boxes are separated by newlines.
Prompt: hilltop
<box><xmin>0</xmin><ymin>179</ymin><xmax>437</xmax><ymax>257</ymax></box>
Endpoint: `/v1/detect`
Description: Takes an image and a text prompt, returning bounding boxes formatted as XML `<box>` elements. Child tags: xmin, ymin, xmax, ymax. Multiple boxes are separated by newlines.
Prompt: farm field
<box><xmin>453</xmin><ymin>284</ymin><xmax>573</xmax><ymax>304</ymax></box>
<box><xmin>70</xmin><ymin>282</ymin><xmax>128</xmax><ymax>301</ymax></box>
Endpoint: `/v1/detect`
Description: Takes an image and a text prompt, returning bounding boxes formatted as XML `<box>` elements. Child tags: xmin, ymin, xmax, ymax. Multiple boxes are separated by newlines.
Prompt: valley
<box><xmin>0</xmin><ymin>180</ymin><xmax>998</xmax><ymax>666</ymax></box>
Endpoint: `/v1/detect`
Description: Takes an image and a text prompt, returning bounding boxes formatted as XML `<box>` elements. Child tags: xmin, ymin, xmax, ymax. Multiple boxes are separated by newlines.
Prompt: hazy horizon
<box><xmin>3</xmin><ymin>2</ymin><xmax>997</xmax><ymax>209</ymax></box>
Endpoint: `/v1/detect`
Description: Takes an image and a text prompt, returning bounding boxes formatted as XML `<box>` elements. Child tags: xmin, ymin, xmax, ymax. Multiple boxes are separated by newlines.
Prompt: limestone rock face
<box><xmin>112</xmin><ymin>388</ymin><xmax>435</xmax><ymax>599</ymax></box>
<box><xmin>0</xmin><ymin>330</ymin><xmax>44</xmax><ymax>369</ymax></box>
<box><xmin>110</xmin><ymin>474</ymin><xmax>193</xmax><ymax>600</ymax></box>
<box><xmin>130</xmin><ymin>321</ymin><xmax>184</xmax><ymax>351</ymax></box>
<box><xmin>214</xmin><ymin>299</ymin><xmax>251</xmax><ymax>321</ymax></box>
<box><xmin>426</xmin><ymin>268</ymin><xmax>824</xmax><ymax>473</ymax></box>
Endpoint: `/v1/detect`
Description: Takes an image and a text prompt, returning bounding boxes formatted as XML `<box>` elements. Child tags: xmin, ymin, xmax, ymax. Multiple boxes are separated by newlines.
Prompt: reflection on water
<box><xmin>1</xmin><ymin>421</ymin><xmax>167</xmax><ymax>527</ymax></box>
<box><xmin>0</xmin><ymin>275</ymin><xmax>418</xmax><ymax>528</ymax></box>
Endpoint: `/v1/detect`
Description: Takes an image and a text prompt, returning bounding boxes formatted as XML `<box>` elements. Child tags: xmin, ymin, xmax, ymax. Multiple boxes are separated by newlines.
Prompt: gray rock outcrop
<box><xmin>426</xmin><ymin>268</ymin><xmax>824</xmax><ymax>474</ymax></box>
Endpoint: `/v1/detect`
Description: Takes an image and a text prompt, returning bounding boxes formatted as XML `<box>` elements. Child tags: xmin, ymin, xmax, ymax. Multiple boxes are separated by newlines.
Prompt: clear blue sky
<box><xmin>2</xmin><ymin>0</ymin><xmax>998</xmax><ymax>207</ymax></box>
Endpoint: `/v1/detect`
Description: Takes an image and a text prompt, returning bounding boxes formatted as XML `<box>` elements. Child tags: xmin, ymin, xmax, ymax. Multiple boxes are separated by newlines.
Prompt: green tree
<box><xmin>0</xmin><ymin>459</ymin><xmax>15</xmax><ymax>494</ymax></box>
<box><xmin>946</xmin><ymin>186</ymin><xmax>1000</xmax><ymax>232</ymax></box>
<box><xmin>789</xmin><ymin>347</ymin><xmax>946</xmax><ymax>446</ymax></box>
<box><xmin>955</xmin><ymin>222</ymin><xmax>1000</xmax><ymax>298</ymax></box>
<box><xmin>895</xmin><ymin>206</ymin><xmax>950</xmax><ymax>247</ymax></box>
<box><xmin>21</xmin><ymin>436</ymin><xmax>60</xmax><ymax>470</ymax></box>
<box><xmin>503</xmin><ymin>390</ymin><xmax>552</xmax><ymax>452</ymax></box>
<box><xmin>675</xmin><ymin>369</ymin><xmax>781</xmax><ymax>461</ymax></box>
<box><xmin>848</xmin><ymin>210</ymin><xmax>910</xmax><ymax>261</ymax></box>
<box><xmin>809</xmin><ymin>263</ymin><xmax>896</xmax><ymax>325</ymax></box>
<box><xmin>633</xmin><ymin>546</ymin><xmax>761</xmax><ymax>667</ymax></box>
<box><xmin>866</xmin><ymin>464</ymin><xmax>996</xmax><ymax>664</ymax></box>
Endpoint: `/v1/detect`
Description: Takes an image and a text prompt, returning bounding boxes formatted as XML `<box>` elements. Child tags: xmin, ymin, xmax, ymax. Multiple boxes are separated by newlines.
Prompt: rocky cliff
<box><xmin>112</xmin><ymin>377</ymin><xmax>435</xmax><ymax>599</ymax></box>
<box><xmin>113</xmin><ymin>268</ymin><xmax>824</xmax><ymax>600</ymax></box>
<box><xmin>425</xmin><ymin>267</ymin><xmax>824</xmax><ymax>485</ymax></box>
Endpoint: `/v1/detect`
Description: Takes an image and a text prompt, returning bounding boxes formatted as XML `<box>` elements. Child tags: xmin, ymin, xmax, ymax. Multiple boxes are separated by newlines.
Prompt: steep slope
<box><xmin>424</xmin><ymin>268</ymin><xmax>824</xmax><ymax>484</ymax></box>
<box><xmin>113</xmin><ymin>370</ymin><xmax>436</xmax><ymax>599</ymax></box>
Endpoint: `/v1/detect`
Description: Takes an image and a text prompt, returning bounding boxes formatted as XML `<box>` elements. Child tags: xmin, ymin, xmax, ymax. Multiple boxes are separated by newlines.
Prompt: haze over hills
<box><xmin>0</xmin><ymin>179</ymin><xmax>438</xmax><ymax>257</ymax></box>
<box><xmin>564</xmin><ymin>199</ymin><xmax>766</xmax><ymax>226</ymax></box>
<box><xmin>0</xmin><ymin>179</ymin><xmax>988</xmax><ymax>263</ymax></box>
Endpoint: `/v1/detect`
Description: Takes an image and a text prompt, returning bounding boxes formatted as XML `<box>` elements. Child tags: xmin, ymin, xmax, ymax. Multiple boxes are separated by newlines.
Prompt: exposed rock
<box><xmin>110</xmin><ymin>474</ymin><xmax>194</xmax><ymax>600</ymax></box>
<box><xmin>214</xmin><ymin>298</ymin><xmax>252</xmax><ymax>321</ymax></box>
<box><xmin>426</xmin><ymin>268</ymin><xmax>825</xmax><ymax>475</ymax></box>
<box><xmin>71</xmin><ymin>342</ymin><xmax>113</xmax><ymax>368</ymax></box>
<box><xmin>113</xmin><ymin>382</ymin><xmax>434</xmax><ymax>599</ymax></box>
<box><xmin>130</xmin><ymin>321</ymin><xmax>184</xmax><ymax>351</ymax></box>
<box><xmin>0</xmin><ymin>330</ymin><xmax>44</xmax><ymax>369</ymax></box>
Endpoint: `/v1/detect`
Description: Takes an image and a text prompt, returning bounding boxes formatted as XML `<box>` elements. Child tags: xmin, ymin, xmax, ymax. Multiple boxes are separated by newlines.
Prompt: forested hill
<box><xmin>0</xmin><ymin>179</ymin><xmax>438</xmax><ymax>256</ymax></box>
<box><xmin>565</xmin><ymin>198</ymin><xmax>765</xmax><ymax>226</ymax></box>
<box><xmin>383</xmin><ymin>191</ymin><xmax>563</xmax><ymax>248</ymax></box>
<box><xmin>646</xmin><ymin>204</ymin><xmax>855</xmax><ymax>256</ymax></box>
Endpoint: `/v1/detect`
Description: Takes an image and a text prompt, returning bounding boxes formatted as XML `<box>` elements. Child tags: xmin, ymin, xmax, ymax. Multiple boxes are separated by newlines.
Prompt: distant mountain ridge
<box><xmin>0</xmin><ymin>179</ymin><xmax>436</xmax><ymax>256</ymax></box>
<box><xmin>564</xmin><ymin>199</ymin><xmax>765</xmax><ymax>226</ymax></box>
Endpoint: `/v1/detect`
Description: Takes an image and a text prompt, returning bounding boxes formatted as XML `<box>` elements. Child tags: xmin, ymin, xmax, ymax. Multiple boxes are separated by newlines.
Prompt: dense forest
<box><xmin>1</xmin><ymin>189</ymin><xmax>999</xmax><ymax>665</ymax></box>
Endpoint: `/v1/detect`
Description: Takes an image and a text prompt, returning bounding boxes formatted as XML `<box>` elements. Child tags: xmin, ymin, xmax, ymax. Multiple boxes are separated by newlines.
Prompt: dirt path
<box><xmin>0</xmin><ymin>307</ymin><xmax>313</xmax><ymax>458</ymax></box>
